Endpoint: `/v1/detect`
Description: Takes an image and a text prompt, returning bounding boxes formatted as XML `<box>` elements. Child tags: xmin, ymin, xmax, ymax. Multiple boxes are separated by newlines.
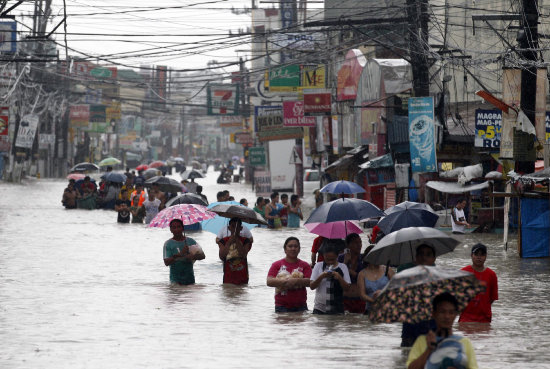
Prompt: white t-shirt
<box><xmin>143</xmin><ymin>198</ymin><xmax>161</xmax><ymax>224</ymax></box>
<box><xmin>310</xmin><ymin>262</ymin><xmax>351</xmax><ymax>312</ymax></box>
<box><xmin>451</xmin><ymin>207</ymin><xmax>466</xmax><ymax>233</ymax></box>
<box><xmin>217</xmin><ymin>225</ymin><xmax>253</xmax><ymax>239</ymax></box>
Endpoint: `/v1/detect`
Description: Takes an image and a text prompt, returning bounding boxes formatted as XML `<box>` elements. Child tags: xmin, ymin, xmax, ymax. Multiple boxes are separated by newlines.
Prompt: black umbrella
<box><xmin>166</xmin><ymin>193</ymin><xmax>208</xmax><ymax>207</ymax></box>
<box><xmin>180</xmin><ymin>169</ymin><xmax>205</xmax><ymax>180</ymax></box>
<box><xmin>209</xmin><ymin>204</ymin><xmax>268</xmax><ymax>225</ymax></box>
<box><xmin>305</xmin><ymin>198</ymin><xmax>384</xmax><ymax>224</ymax></box>
<box><xmin>70</xmin><ymin>162</ymin><xmax>99</xmax><ymax>172</ymax></box>
<box><xmin>145</xmin><ymin>176</ymin><xmax>184</xmax><ymax>193</ymax></box>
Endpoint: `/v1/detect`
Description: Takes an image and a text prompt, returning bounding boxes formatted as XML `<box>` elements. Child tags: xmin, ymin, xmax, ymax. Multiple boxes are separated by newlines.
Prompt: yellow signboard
<box><xmin>301</xmin><ymin>65</ymin><xmax>326</xmax><ymax>89</ymax></box>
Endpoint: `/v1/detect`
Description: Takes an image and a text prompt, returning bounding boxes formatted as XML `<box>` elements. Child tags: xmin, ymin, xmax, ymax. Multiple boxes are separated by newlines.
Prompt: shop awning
<box><xmin>325</xmin><ymin>155</ymin><xmax>354</xmax><ymax>173</ymax></box>
<box><xmin>426</xmin><ymin>181</ymin><xmax>490</xmax><ymax>194</ymax></box>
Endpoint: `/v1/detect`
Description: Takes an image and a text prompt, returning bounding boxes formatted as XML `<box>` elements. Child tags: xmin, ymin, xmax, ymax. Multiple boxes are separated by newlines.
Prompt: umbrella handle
<box><xmin>385</xmin><ymin>260</ymin><xmax>390</xmax><ymax>277</ymax></box>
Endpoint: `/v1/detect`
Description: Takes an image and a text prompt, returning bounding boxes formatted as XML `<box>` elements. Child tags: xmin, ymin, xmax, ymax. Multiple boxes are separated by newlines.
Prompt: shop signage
<box><xmin>249</xmin><ymin>147</ymin><xmax>266</xmax><ymax>166</ymax></box>
<box><xmin>0</xmin><ymin>107</ymin><xmax>8</xmax><ymax>136</ymax></box>
<box><xmin>254</xmin><ymin>170</ymin><xmax>272</xmax><ymax>197</ymax></box>
<box><xmin>303</xmin><ymin>91</ymin><xmax>331</xmax><ymax>115</ymax></box>
<box><xmin>69</xmin><ymin>105</ymin><xmax>90</xmax><ymax>128</ymax></box>
<box><xmin>408</xmin><ymin>97</ymin><xmax>437</xmax><ymax>172</ymax></box>
<box><xmin>475</xmin><ymin>109</ymin><xmax>502</xmax><ymax>148</ymax></box>
<box><xmin>283</xmin><ymin>101</ymin><xmax>315</xmax><ymax>127</ymax></box>
<box><xmin>15</xmin><ymin>114</ymin><xmax>39</xmax><ymax>149</ymax></box>
<box><xmin>207</xmin><ymin>83</ymin><xmax>240</xmax><ymax>116</ymax></box>
<box><xmin>220</xmin><ymin>116</ymin><xmax>243</xmax><ymax>127</ymax></box>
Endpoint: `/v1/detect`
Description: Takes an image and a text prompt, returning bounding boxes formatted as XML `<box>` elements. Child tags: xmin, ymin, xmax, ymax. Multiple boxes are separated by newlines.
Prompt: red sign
<box><xmin>69</xmin><ymin>105</ymin><xmax>90</xmax><ymax>128</ymax></box>
<box><xmin>303</xmin><ymin>92</ymin><xmax>331</xmax><ymax>115</ymax></box>
<box><xmin>283</xmin><ymin>101</ymin><xmax>316</xmax><ymax>127</ymax></box>
<box><xmin>0</xmin><ymin>106</ymin><xmax>8</xmax><ymax>136</ymax></box>
<box><xmin>234</xmin><ymin>132</ymin><xmax>253</xmax><ymax>146</ymax></box>
<box><xmin>337</xmin><ymin>49</ymin><xmax>367</xmax><ymax>101</ymax></box>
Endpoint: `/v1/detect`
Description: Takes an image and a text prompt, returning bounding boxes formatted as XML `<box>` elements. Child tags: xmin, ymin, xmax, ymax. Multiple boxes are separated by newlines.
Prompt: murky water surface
<box><xmin>1</xmin><ymin>171</ymin><xmax>549</xmax><ymax>368</ymax></box>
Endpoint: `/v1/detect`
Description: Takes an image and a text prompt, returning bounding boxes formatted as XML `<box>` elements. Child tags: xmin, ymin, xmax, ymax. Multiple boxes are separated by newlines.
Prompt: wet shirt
<box><xmin>407</xmin><ymin>334</ymin><xmax>478</xmax><ymax>369</ymax></box>
<box><xmin>143</xmin><ymin>198</ymin><xmax>161</xmax><ymax>224</ymax></box>
<box><xmin>220</xmin><ymin>236</ymin><xmax>251</xmax><ymax>284</ymax></box>
<box><xmin>310</xmin><ymin>262</ymin><xmax>351</xmax><ymax>313</ymax></box>
<box><xmin>459</xmin><ymin>266</ymin><xmax>498</xmax><ymax>323</ymax></box>
<box><xmin>115</xmin><ymin>199</ymin><xmax>131</xmax><ymax>223</ymax></box>
<box><xmin>163</xmin><ymin>237</ymin><xmax>201</xmax><ymax>285</ymax></box>
<box><xmin>267</xmin><ymin>259</ymin><xmax>312</xmax><ymax>309</ymax></box>
<box><xmin>451</xmin><ymin>207</ymin><xmax>466</xmax><ymax>233</ymax></box>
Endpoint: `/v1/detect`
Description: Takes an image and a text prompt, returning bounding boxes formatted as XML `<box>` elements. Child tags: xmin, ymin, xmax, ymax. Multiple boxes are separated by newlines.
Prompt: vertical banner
<box><xmin>500</xmin><ymin>69</ymin><xmax>521</xmax><ymax>159</ymax></box>
<box><xmin>535</xmin><ymin>69</ymin><xmax>548</xmax><ymax>153</ymax></box>
<box><xmin>546</xmin><ymin>113</ymin><xmax>550</xmax><ymax>142</ymax></box>
<box><xmin>409</xmin><ymin>97</ymin><xmax>437</xmax><ymax>172</ymax></box>
<box><xmin>15</xmin><ymin>114</ymin><xmax>39</xmax><ymax>149</ymax></box>
<box><xmin>331</xmin><ymin>115</ymin><xmax>339</xmax><ymax>154</ymax></box>
<box><xmin>0</xmin><ymin>106</ymin><xmax>8</xmax><ymax>136</ymax></box>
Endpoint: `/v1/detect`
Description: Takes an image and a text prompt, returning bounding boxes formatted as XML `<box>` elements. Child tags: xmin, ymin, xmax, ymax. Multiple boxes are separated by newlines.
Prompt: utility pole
<box><xmin>517</xmin><ymin>0</ymin><xmax>538</xmax><ymax>173</ymax></box>
<box><xmin>407</xmin><ymin>0</ymin><xmax>430</xmax><ymax>97</ymax></box>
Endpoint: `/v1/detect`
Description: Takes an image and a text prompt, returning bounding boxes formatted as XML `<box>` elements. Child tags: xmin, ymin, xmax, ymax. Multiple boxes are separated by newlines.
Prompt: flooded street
<box><xmin>1</xmin><ymin>170</ymin><xmax>549</xmax><ymax>368</ymax></box>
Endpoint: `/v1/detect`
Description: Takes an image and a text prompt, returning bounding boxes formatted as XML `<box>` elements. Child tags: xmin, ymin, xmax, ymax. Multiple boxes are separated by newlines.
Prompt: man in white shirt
<box><xmin>451</xmin><ymin>198</ymin><xmax>470</xmax><ymax>234</ymax></box>
<box><xmin>216</xmin><ymin>222</ymin><xmax>254</xmax><ymax>245</ymax></box>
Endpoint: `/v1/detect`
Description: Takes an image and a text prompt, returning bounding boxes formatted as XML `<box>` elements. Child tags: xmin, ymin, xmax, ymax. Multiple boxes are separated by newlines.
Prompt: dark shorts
<box><xmin>275</xmin><ymin>305</ymin><xmax>308</xmax><ymax>313</ymax></box>
<box><xmin>312</xmin><ymin>308</ymin><xmax>344</xmax><ymax>315</ymax></box>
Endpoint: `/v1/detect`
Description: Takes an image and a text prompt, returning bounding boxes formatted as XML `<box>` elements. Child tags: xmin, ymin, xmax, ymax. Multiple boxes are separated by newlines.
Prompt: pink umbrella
<box><xmin>148</xmin><ymin>204</ymin><xmax>216</xmax><ymax>229</ymax></box>
<box><xmin>304</xmin><ymin>220</ymin><xmax>363</xmax><ymax>239</ymax></box>
<box><xmin>67</xmin><ymin>173</ymin><xmax>86</xmax><ymax>181</ymax></box>
<box><xmin>149</xmin><ymin>160</ymin><xmax>165</xmax><ymax>168</ymax></box>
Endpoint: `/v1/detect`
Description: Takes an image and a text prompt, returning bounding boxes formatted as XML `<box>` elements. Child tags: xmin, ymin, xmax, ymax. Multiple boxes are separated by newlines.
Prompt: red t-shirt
<box><xmin>221</xmin><ymin>236</ymin><xmax>251</xmax><ymax>285</ymax></box>
<box><xmin>267</xmin><ymin>259</ymin><xmax>312</xmax><ymax>308</ymax></box>
<box><xmin>311</xmin><ymin>236</ymin><xmax>325</xmax><ymax>262</ymax></box>
<box><xmin>459</xmin><ymin>265</ymin><xmax>498</xmax><ymax>323</ymax></box>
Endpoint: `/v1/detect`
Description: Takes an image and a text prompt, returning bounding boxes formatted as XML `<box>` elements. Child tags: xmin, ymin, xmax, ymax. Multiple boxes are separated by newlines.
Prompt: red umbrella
<box><xmin>149</xmin><ymin>160</ymin><xmax>165</xmax><ymax>168</ymax></box>
<box><xmin>136</xmin><ymin>164</ymin><xmax>149</xmax><ymax>171</ymax></box>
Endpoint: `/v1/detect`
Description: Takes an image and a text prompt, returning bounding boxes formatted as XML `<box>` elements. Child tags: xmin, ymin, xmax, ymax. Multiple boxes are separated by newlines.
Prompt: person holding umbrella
<box><xmin>218</xmin><ymin>218</ymin><xmax>252</xmax><ymax>285</ymax></box>
<box><xmin>310</xmin><ymin>243</ymin><xmax>351</xmax><ymax>314</ymax></box>
<box><xmin>163</xmin><ymin>219</ymin><xmax>205</xmax><ymax>285</ymax></box>
<box><xmin>407</xmin><ymin>292</ymin><xmax>479</xmax><ymax>369</ymax></box>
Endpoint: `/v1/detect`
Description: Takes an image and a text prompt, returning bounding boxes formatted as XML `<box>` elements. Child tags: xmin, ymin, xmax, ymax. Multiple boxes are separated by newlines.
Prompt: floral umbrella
<box><xmin>368</xmin><ymin>265</ymin><xmax>485</xmax><ymax>324</ymax></box>
<box><xmin>148</xmin><ymin>204</ymin><xmax>216</xmax><ymax>228</ymax></box>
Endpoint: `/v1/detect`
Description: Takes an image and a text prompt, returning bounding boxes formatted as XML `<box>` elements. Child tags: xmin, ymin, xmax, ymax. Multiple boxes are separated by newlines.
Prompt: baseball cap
<box><xmin>471</xmin><ymin>243</ymin><xmax>487</xmax><ymax>254</ymax></box>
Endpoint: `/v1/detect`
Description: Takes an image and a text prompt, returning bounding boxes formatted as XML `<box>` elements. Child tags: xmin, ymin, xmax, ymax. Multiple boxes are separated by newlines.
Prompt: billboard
<box><xmin>69</xmin><ymin>105</ymin><xmax>90</xmax><ymax>128</ymax></box>
<box><xmin>283</xmin><ymin>101</ymin><xmax>315</xmax><ymax>127</ymax></box>
<box><xmin>303</xmin><ymin>90</ymin><xmax>331</xmax><ymax>115</ymax></box>
<box><xmin>268</xmin><ymin>65</ymin><xmax>300</xmax><ymax>92</ymax></box>
<box><xmin>207</xmin><ymin>84</ymin><xmax>240</xmax><ymax>116</ymax></box>
<box><xmin>475</xmin><ymin>109</ymin><xmax>502</xmax><ymax>149</ymax></box>
<box><xmin>337</xmin><ymin>49</ymin><xmax>367</xmax><ymax>101</ymax></box>
<box><xmin>408</xmin><ymin>97</ymin><xmax>437</xmax><ymax>172</ymax></box>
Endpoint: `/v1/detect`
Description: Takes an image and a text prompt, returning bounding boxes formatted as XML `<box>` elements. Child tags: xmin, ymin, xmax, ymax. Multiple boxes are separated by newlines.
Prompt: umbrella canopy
<box><xmin>144</xmin><ymin>176</ymin><xmax>184</xmax><ymax>193</ymax></box>
<box><xmin>166</xmin><ymin>193</ymin><xmax>208</xmax><ymax>207</ymax></box>
<box><xmin>149</xmin><ymin>160</ymin><xmax>166</xmax><ymax>168</ymax></box>
<box><xmin>136</xmin><ymin>164</ymin><xmax>149</xmax><ymax>171</ymax></box>
<box><xmin>98</xmin><ymin>157</ymin><xmax>121</xmax><ymax>167</ymax></box>
<box><xmin>365</xmin><ymin>227</ymin><xmax>460</xmax><ymax>267</ymax></box>
<box><xmin>142</xmin><ymin>168</ymin><xmax>161</xmax><ymax>180</ymax></box>
<box><xmin>148</xmin><ymin>204</ymin><xmax>216</xmax><ymax>228</ymax></box>
<box><xmin>173</xmin><ymin>157</ymin><xmax>184</xmax><ymax>162</ymax></box>
<box><xmin>304</xmin><ymin>220</ymin><xmax>363</xmax><ymax>239</ymax></box>
<box><xmin>305</xmin><ymin>198</ymin><xmax>384</xmax><ymax>224</ymax></box>
<box><xmin>67</xmin><ymin>173</ymin><xmax>85</xmax><ymax>181</ymax></box>
<box><xmin>384</xmin><ymin>201</ymin><xmax>435</xmax><ymax>215</ymax></box>
<box><xmin>70</xmin><ymin>162</ymin><xmax>99</xmax><ymax>172</ymax></box>
<box><xmin>100</xmin><ymin>172</ymin><xmax>127</xmax><ymax>183</ymax></box>
<box><xmin>320</xmin><ymin>180</ymin><xmax>366</xmax><ymax>195</ymax></box>
<box><xmin>368</xmin><ymin>265</ymin><xmax>485</xmax><ymax>324</ymax></box>
<box><xmin>377</xmin><ymin>205</ymin><xmax>439</xmax><ymax>234</ymax></box>
<box><xmin>180</xmin><ymin>169</ymin><xmax>205</xmax><ymax>180</ymax></box>
<box><xmin>210</xmin><ymin>204</ymin><xmax>268</xmax><ymax>225</ymax></box>
<box><xmin>200</xmin><ymin>201</ymin><xmax>257</xmax><ymax>235</ymax></box>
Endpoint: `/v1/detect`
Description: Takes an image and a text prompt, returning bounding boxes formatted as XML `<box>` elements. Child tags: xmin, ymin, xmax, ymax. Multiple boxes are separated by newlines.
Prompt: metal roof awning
<box><xmin>325</xmin><ymin>155</ymin><xmax>354</xmax><ymax>172</ymax></box>
<box><xmin>426</xmin><ymin>180</ymin><xmax>490</xmax><ymax>194</ymax></box>
<box><xmin>359</xmin><ymin>153</ymin><xmax>393</xmax><ymax>169</ymax></box>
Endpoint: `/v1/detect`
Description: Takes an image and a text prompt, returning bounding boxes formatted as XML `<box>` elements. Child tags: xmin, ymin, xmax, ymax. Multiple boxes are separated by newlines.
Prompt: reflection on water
<box><xmin>1</xmin><ymin>172</ymin><xmax>549</xmax><ymax>368</ymax></box>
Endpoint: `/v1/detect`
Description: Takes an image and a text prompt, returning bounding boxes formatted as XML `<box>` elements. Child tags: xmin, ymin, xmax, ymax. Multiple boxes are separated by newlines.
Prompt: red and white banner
<box><xmin>303</xmin><ymin>91</ymin><xmax>331</xmax><ymax>115</ymax></box>
<box><xmin>69</xmin><ymin>105</ymin><xmax>90</xmax><ymax>128</ymax></box>
<box><xmin>0</xmin><ymin>106</ymin><xmax>8</xmax><ymax>136</ymax></box>
<box><xmin>283</xmin><ymin>101</ymin><xmax>315</xmax><ymax>127</ymax></box>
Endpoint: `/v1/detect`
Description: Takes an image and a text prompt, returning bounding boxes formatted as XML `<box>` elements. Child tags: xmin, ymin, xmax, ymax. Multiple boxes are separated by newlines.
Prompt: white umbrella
<box><xmin>365</xmin><ymin>227</ymin><xmax>460</xmax><ymax>267</ymax></box>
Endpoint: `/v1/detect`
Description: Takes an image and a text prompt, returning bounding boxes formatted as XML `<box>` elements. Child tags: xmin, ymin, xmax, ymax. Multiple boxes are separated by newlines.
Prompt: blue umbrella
<box><xmin>200</xmin><ymin>201</ymin><xmax>258</xmax><ymax>235</ymax></box>
<box><xmin>320</xmin><ymin>180</ymin><xmax>366</xmax><ymax>195</ymax></box>
<box><xmin>305</xmin><ymin>198</ymin><xmax>384</xmax><ymax>224</ymax></box>
<box><xmin>376</xmin><ymin>208</ymin><xmax>439</xmax><ymax>235</ymax></box>
<box><xmin>100</xmin><ymin>172</ymin><xmax>127</xmax><ymax>183</ymax></box>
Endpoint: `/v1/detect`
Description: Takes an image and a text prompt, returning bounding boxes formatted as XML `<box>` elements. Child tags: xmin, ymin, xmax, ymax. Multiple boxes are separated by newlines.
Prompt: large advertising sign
<box><xmin>408</xmin><ymin>97</ymin><xmax>437</xmax><ymax>173</ymax></box>
<box><xmin>304</xmin><ymin>90</ymin><xmax>331</xmax><ymax>115</ymax></box>
<box><xmin>475</xmin><ymin>109</ymin><xmax>502</xmax><ymax>149</ymax></box>
<box><xmin>283</xmin><ymin>101</ymin><xmax>315</xmax><ymax>127</ymax></box>
<box><xmin>337</xmin><ymin>49</ymin><xmax>367</xmax><ymax>101</ymax></box>
<box><xmin>268</xmin><ymin>65</ymin><xmax>301</xmax><ymax>92</ymax></box>
<box><xmin>207</xmin><ymin>84</ymin><xmax>240</xmax><ymax>116</ymax></box>
<box><xmin>15</xmin><ymin>114</ymin><xmax>39</xmax><ymax>149</ymax></box>
<box><xmin>255</xmin><ymin>105</ymin><xmax>302</xmax><ymax>141</ymax></box>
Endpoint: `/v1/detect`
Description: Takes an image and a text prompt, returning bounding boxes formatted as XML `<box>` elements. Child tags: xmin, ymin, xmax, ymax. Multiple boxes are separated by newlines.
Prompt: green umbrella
<box><xmin>98</xmin><ymin>157</ymin><xmax>121</xmax><ymax>167</ymax></box>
